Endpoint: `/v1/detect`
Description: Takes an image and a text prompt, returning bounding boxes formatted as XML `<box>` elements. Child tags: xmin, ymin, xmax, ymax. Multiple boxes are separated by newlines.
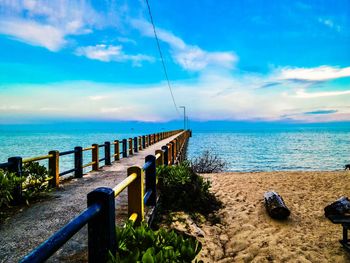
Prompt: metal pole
<box><xmin>179</xmin><ymin>106</ymin><xmax>186</xmax><ymax>130</ymax></box>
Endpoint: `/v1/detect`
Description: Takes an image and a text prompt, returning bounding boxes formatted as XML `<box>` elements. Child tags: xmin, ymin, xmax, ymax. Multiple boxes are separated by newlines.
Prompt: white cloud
<box><xmin>276</xmin><ymin>66</ymin><xmax>350</xmax><ymax>81</ymax></box>
<box><xmin>0</xmin><ymin>105</ymin><xmax>22</xmax><ymax>111</ymax></box>
<box><xmin>132</xmin><ymin>19</ymin><xmax>237</xmax><ymax>71</ymax></box>
<box><xmin>117</xmin><ymin>37</ymin><xmax>137</xmax><ymax>45</ymax></box>
<box><xmin>75</xmin><ymin>44</ymin><xmax>154</xmax><ymax>65</ymax></box>
<box><xmin>318</xmin><ymin>18</ymin><xmax>341</xmax><ymax>32</ymax></box>
<box><xmin>0</xmin><ymin>0</ymin><xmax>101</xmax><ymax>50</ymax></box>
<box><xmin>39</xmin><ymin>107</ymin><xmax>64</xmax><ymax>112</ymax></box>
<box><xmin>0</xmin><ymin>18</ymin><xmax>66</xmax><ymax>51</ymax></box>
<box><xmin>293</xmin><ymin>89</ymin><xmax>350</xmax><ymax>98</ymax></box>
<box><xmin>1</xmin><ymin>76</ymin><xmax>350</xmax><ymax>123</ymax></box>
<box><xmin>88</xmin><ymin>95</ymin><xmax>108</xmax><ymax>101</ymax></box>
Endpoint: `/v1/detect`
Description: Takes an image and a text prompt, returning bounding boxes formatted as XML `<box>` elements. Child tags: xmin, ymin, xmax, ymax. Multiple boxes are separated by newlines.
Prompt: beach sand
<box><xmin>192</xmin><ymin>171</ymin><xmax>350</xmax><ymax>262</ymax></box>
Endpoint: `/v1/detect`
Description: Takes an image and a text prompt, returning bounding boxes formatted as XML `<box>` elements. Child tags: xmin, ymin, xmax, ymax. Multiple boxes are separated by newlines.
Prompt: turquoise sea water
<box><xmin>0</xmin><ymin>124</ymin><xmax>349</xmax><ymax>172</ymax></box>
<box><xmin>187</xmin><ymin>127</ymin><xmax>350</xmax><ymax>171</ymax></box>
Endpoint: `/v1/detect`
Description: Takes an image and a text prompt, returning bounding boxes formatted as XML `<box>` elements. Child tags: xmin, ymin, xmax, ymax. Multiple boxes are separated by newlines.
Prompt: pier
<box><xmin>0</xmin><ymin>129</ymin><xmax>190</xmax><ymax>262</ymax></box>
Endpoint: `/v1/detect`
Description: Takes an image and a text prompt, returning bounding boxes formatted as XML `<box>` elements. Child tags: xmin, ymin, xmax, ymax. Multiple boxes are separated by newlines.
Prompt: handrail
<box><xmin>19</xmin><ymin>129</ymin><xmax>191</xmax><ymax>263</ymax></box>
<box><xmin>83</xmin><ymin>147</ymin><xmax>94</xmax><ymax>151</ymax></box>
<box><xmin>23</xmin><ymin>154</ymin><xmax>53</xmax><ymax>163</ymax></box>
<box><xmin>20</xmin><ymin>203</ymin><xmax>101</xmax><ymax>263</ymax></box>
<box><xmin>59</xmin><ymin>168</ymin><xmax>76</xmax><ymax>177</ymax></box>
<box><xmin>82</xmin><ymin>161</ymin><xmax>95</xmax><ymax>168</ymax></box>
<box><xmin>129</xmin><ymin>213</ymin><xmax>138</xmax><ymax>223</ymax></box>
<box><xmin>142</xmin><ymin>161</ymin><xmax>152</xmax><ymax>171</ymax></box>
<box><xmin>59</xmin><ymin>150</ymin><xmax>75</xmax><ymax>156</ymax></box>
<box><xmin>143</xmin><ymin>189</ymin><xmax>152</xmax><ymax>204</ymax></box>
<box><xmin>113</xmin><ymin>172</ymin><xmax>138</xmax><ymax>197</ymax></box>
<box><xmin>0</xmin><ymin>162</ymin><xmax>10</xmax><ymax>169</ymax></box>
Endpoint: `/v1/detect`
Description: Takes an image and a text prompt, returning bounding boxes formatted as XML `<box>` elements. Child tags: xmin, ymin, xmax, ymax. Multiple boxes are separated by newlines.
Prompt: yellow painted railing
<box><xmin>20</xmin><ymin>129</ymin><xmax>192</xmax><ymax>263</ymax></box>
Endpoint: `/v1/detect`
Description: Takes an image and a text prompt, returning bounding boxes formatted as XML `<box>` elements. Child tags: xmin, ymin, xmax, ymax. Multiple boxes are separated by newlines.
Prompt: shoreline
<box><xmin>195</xmin><ymin>170</ymin><xmax>350</xmax><ymax>262</ymax></box>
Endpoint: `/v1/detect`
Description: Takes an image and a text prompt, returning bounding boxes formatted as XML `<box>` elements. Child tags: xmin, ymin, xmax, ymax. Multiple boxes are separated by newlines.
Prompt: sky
<box><xmin>0</xmin><ymin>0</ymin><xmax>349</xmax><ymax>124</ymax></box>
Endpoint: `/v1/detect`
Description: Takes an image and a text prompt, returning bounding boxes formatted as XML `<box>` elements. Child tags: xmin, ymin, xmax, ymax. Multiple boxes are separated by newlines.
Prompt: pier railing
<box><xmin>0</xmin><ymin>130</ymin><xmax>182</xmax><ymax>203</ymax></box>
<box><xmin>20</xmin><ymin>130</ymin><xmax>191</xmax><ymax>263</ymax></box>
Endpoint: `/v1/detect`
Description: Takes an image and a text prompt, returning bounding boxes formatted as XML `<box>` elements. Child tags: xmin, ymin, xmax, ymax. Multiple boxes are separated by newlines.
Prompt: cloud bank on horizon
<box><xmin>0</xmin><ymin>0</ymin><xmax>349</xmax><ymax>123</ymax></box>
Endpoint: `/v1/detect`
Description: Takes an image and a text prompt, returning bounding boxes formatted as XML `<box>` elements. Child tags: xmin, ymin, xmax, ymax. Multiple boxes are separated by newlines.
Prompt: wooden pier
<box><xmin>0</xmin><ymin>130</ymin><xmax>190</xmax><ymax>262</ymax></box>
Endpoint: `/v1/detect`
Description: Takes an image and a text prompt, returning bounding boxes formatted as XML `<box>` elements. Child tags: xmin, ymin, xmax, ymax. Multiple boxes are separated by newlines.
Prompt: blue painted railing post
<box><xmin>8</xmin><ymin>156</ymin><xmax>23</xmax><ymax>204</ymax></box>
<box><xmin>145</xmin><ymin>155</ymin><xmax>156</xmax><ymax>206</ymax></box>
<box><xmin>161</xmin><ymin>146</ymin><xmax>168</xmax><ymax>166</ymax></box>
<box><xmin>104</xmin><ymin>141</ymin><xmax>111</xmax><ymax>165</ymax></box>
<box><xmin>122</xmin><ymin>139</ymin><xmax>127</xmax><ymax>158</ymax></box>
<box><xmin>87</xmin><ymin>187</ymin><xmax>116</xmax><ymax>263</ymax></box>
<box><xmin>142</xmin><ymin>135</ymin><xmax>146</xmax><ymax>149</ymax></box>
<box><xmin>134</xmin><ymin>137</ymin><xmax>138</xmax><ymax>153</ymax></box>
<box><xmin>74</xmin><ymin>146</ymin><xmax>83</xmax><ymax>178</ymax></box>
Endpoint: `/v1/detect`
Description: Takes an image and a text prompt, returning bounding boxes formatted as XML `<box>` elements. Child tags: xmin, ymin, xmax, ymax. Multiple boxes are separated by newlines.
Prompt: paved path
<box><xmin>0</xmin><ymin>133</ymin><xmax>180</xmax><ymax>263</ymax></box>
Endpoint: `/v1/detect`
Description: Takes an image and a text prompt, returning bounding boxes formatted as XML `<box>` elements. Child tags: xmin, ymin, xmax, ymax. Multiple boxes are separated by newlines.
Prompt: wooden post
<box><xmin>173</xmin><ymin>139</ymin><xmax>178</xmax><ymax>163</ymax></box>
<box><xmin>128</xmin><ymin>138</ymin><xmax>133</xmax><ymax>155</ymax></box>
<box><xmin>92</xmin><ymin>144</ymin><xmax>99</xmax><ymax>171</ymax></box>
<box><xmin>48</xmin><ymin>150</ymin><xmax>59</xmax><ymax>187</ymax></box>
<box><xmin>104</xmin><ymin>142</ymin><xmax>111</xmax><ymax>165</ymax></box>
<box><xmin>145</xmin><ymin>155</ymin><xmax>156</xmax><ymax>206</ymax></box>
<box><xmin>122</xmin><ymin>139</ymin><xmax>127</xmax><ymax>158</ymax></box>
<box><xmin>127</xmin><ymin>166</ymin><xmax>144</xmax><ymax>225</ymax></box>
<box><xmin>142</xmin><ymin>135</ymin><xmax>146</xmax><ymax>149</ymax></box>
<box><xmin>8</xmin><ymin>156</ymin><xmax>23</xmax><ymax>203</ymax></box>
<box><xmin>167</xmin><ymin>143</ymin><xmax>172</xmax><ymax>165</ymax></box>
<box><xmin>133</xmin><ymin>137</ymin><xmax>138</xmax><ymax>153</ymax></box>
<box><xmin>170</xmin><ymin>141</ymin><xmax>175</xmax><ymax>164</ymax></box>
<box><xmin>74</xmin><ymin>146</ymin><xmax>83</xmax><ymax>178</ymax></box>
<box><xmin>155</xmin><ymin>150</ymin><xmax>164</xmax><ymax>167</ymax></box>
<box><xmin>138</xmin><ymin>136</ymin><xmax>142</xmax><ymax>151</ymax></box>
<box><xmin>161</xmin><ymin>146</ymin><xmax>168</xmax><ymax>166</ymax></box>
<box><xmin>114</xmin><ymin>140</ymin><xmax>120</xmax><ymax>161</ymax></box>
<box><xmin>87</xmin><ymin>187</ymin><xmax>116</xmax><ymax>263</ymax></box>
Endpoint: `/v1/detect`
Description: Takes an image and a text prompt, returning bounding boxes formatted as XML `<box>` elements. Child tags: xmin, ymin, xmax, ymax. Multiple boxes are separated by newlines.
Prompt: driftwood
<box><xmin>324</xmin><ymin>196</ymin><xmax>350</xmax><ymax>217</ymax></box>
<box><xmin>264</xmin><ymin>191</ymin><xmax>290</xmax><ymax>220</ymax></box>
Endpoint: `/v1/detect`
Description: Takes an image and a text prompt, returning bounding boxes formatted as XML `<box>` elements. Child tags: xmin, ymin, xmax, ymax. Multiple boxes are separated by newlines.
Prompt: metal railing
<box><xmin>20</xmin><ymin>130</ymin><xmax>191</xmax><ymax>263</ymax></box>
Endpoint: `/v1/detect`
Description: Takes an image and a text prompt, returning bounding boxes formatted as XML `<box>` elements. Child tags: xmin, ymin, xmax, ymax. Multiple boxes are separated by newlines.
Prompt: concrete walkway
<box><xmin>0</xmin><ymin>133</ymin><xmax>180</xmax><ymax>263</ymax></box>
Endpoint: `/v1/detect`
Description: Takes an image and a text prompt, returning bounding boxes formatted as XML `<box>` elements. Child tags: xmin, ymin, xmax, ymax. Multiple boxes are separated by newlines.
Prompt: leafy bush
<box><xmin>109</xmin><ymin>222</ymin><xmax>202</xmax><ymax>263</ymax></box>
<box><xmin>156</xmin><ymin>162</ymin><xmax>221</xmax><ymax>216</ymax></box>
<box><xmin>0</xmin><ymin>169</ymin><xmax>24</xmax><ymax>207</ymax></box>
<box><xmin>22</xmin><ymin>162</ymin><xmax>51</xmax><ymax>203</ymax></box>
<box><xmin>190</xmin><ymin>150</ymin><xmax>227</xmax><ymax>173</ymax></box>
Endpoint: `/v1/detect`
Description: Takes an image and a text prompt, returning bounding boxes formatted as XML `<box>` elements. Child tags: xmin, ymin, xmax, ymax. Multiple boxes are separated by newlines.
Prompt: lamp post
<box><xmin>179</xmin><ymin>106</ymin><xmax>186</xmax><ymax>130</ymax></box>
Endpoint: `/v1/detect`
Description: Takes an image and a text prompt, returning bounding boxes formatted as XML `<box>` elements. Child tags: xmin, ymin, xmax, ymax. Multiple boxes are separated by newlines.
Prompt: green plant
<box><xmin>22</xmin><ymin>162</ymin><xmax>51</xmax><ymax>203</ymax></box>
<box><xmin>190</xmin><ymin>150</ymin><xmax>227</xmax><ymax>173</ymax></box>
<box><xmin>156</xmin><ymin>162</ymin><xmax>221</xmax><ymax>216</ymax></box>
<box><xmin>109</xmin><ymin>222</ymin><xmax>202</xmax><ymax>263</ymax></box>
<box><xmin>0</xmin><ymin>169</ymin><xmax>24</xmax><ymax>207</ymax></box>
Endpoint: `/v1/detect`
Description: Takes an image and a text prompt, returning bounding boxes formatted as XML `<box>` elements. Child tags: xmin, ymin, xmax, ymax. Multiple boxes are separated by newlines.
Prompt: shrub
<box><xmin>190</xmin><ymin>150</ymin><xmax>227</xmax><ymax>173</ymax></box>
<box><xmin>22</xmin><ymin>162</ymin><xmax>51</xmax><ymax>203</ymax></box>
<box><xmin>0</xmin><ymin>169</ymin><xmax>24</xmax><ymax>207</ymax></box>
<box><xmin>156</xmin><ymin>162</ymin><xmax>221</xmax><ymax>216</ymax></box>
<box><xmin>109</xmin><ymin>222</ymin><xmax>202</xmax><ymax>263</ymax></box>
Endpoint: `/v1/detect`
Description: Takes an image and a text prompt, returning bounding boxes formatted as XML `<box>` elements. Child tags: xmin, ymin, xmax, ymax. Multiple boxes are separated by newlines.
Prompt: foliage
<box><xmin>109</xmin><ymin>222</ymin><xmax>202</xmax><ymax>263</ymax></box>
<box><xmin>190</xmin><ymin>150</ymin><xmax>227</xmax><ymax>173</ymax></box>
<box><xmin>22</xmin><ymin>162</ymin><xmax>51</xmax><ymax>203</ymax></box>
<box><xmin>0</xmin><ymin>169</ymin><xmax>24</xmax><ymax>207</ymax></box>
<box><xmin>156</xmin><ymin>162</ymin><xmax>221</xmax><ymax>216</ymax></box>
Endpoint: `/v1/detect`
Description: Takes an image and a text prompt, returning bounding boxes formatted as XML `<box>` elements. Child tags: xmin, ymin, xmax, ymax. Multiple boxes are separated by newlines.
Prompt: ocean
<box><xmin>0</xmin><ymin>123</ymin><xmax>349</xmax><ymax>172</ymax></box>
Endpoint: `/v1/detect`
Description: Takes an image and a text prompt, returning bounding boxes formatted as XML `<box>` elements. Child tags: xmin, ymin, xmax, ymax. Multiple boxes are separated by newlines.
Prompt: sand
<box><xmin>193</xmin><ymin>171</ymin><xmax>350</xmax><ymax>262</ymax></box>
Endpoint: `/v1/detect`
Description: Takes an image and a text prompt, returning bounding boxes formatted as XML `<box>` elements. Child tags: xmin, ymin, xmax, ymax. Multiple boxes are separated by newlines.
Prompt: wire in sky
<box><xmin>145</xmin><ymin>0</ymin><xmax>180</xmax><ymax>115</ymax></box>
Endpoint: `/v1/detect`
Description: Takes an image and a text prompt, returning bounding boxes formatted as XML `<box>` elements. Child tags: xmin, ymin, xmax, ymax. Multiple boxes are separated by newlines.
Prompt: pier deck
<box><xmin>0</xmin><ymin>133</ymin><xmax>180</xmax><ymax>262</ymax></box>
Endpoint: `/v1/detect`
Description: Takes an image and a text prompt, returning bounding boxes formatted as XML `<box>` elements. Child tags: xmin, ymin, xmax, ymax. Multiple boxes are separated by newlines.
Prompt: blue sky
<box><xmin>0</xmin><ymin>0</ymin><xmax>349</xmax><ymax>124</ymax></box>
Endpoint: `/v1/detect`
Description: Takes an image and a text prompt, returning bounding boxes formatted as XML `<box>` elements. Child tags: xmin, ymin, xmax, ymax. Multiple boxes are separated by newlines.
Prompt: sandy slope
<box><xmin>196</xmin><ymin>171</ymin><xmax>350</xmax><ymax>263</ymax></box>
